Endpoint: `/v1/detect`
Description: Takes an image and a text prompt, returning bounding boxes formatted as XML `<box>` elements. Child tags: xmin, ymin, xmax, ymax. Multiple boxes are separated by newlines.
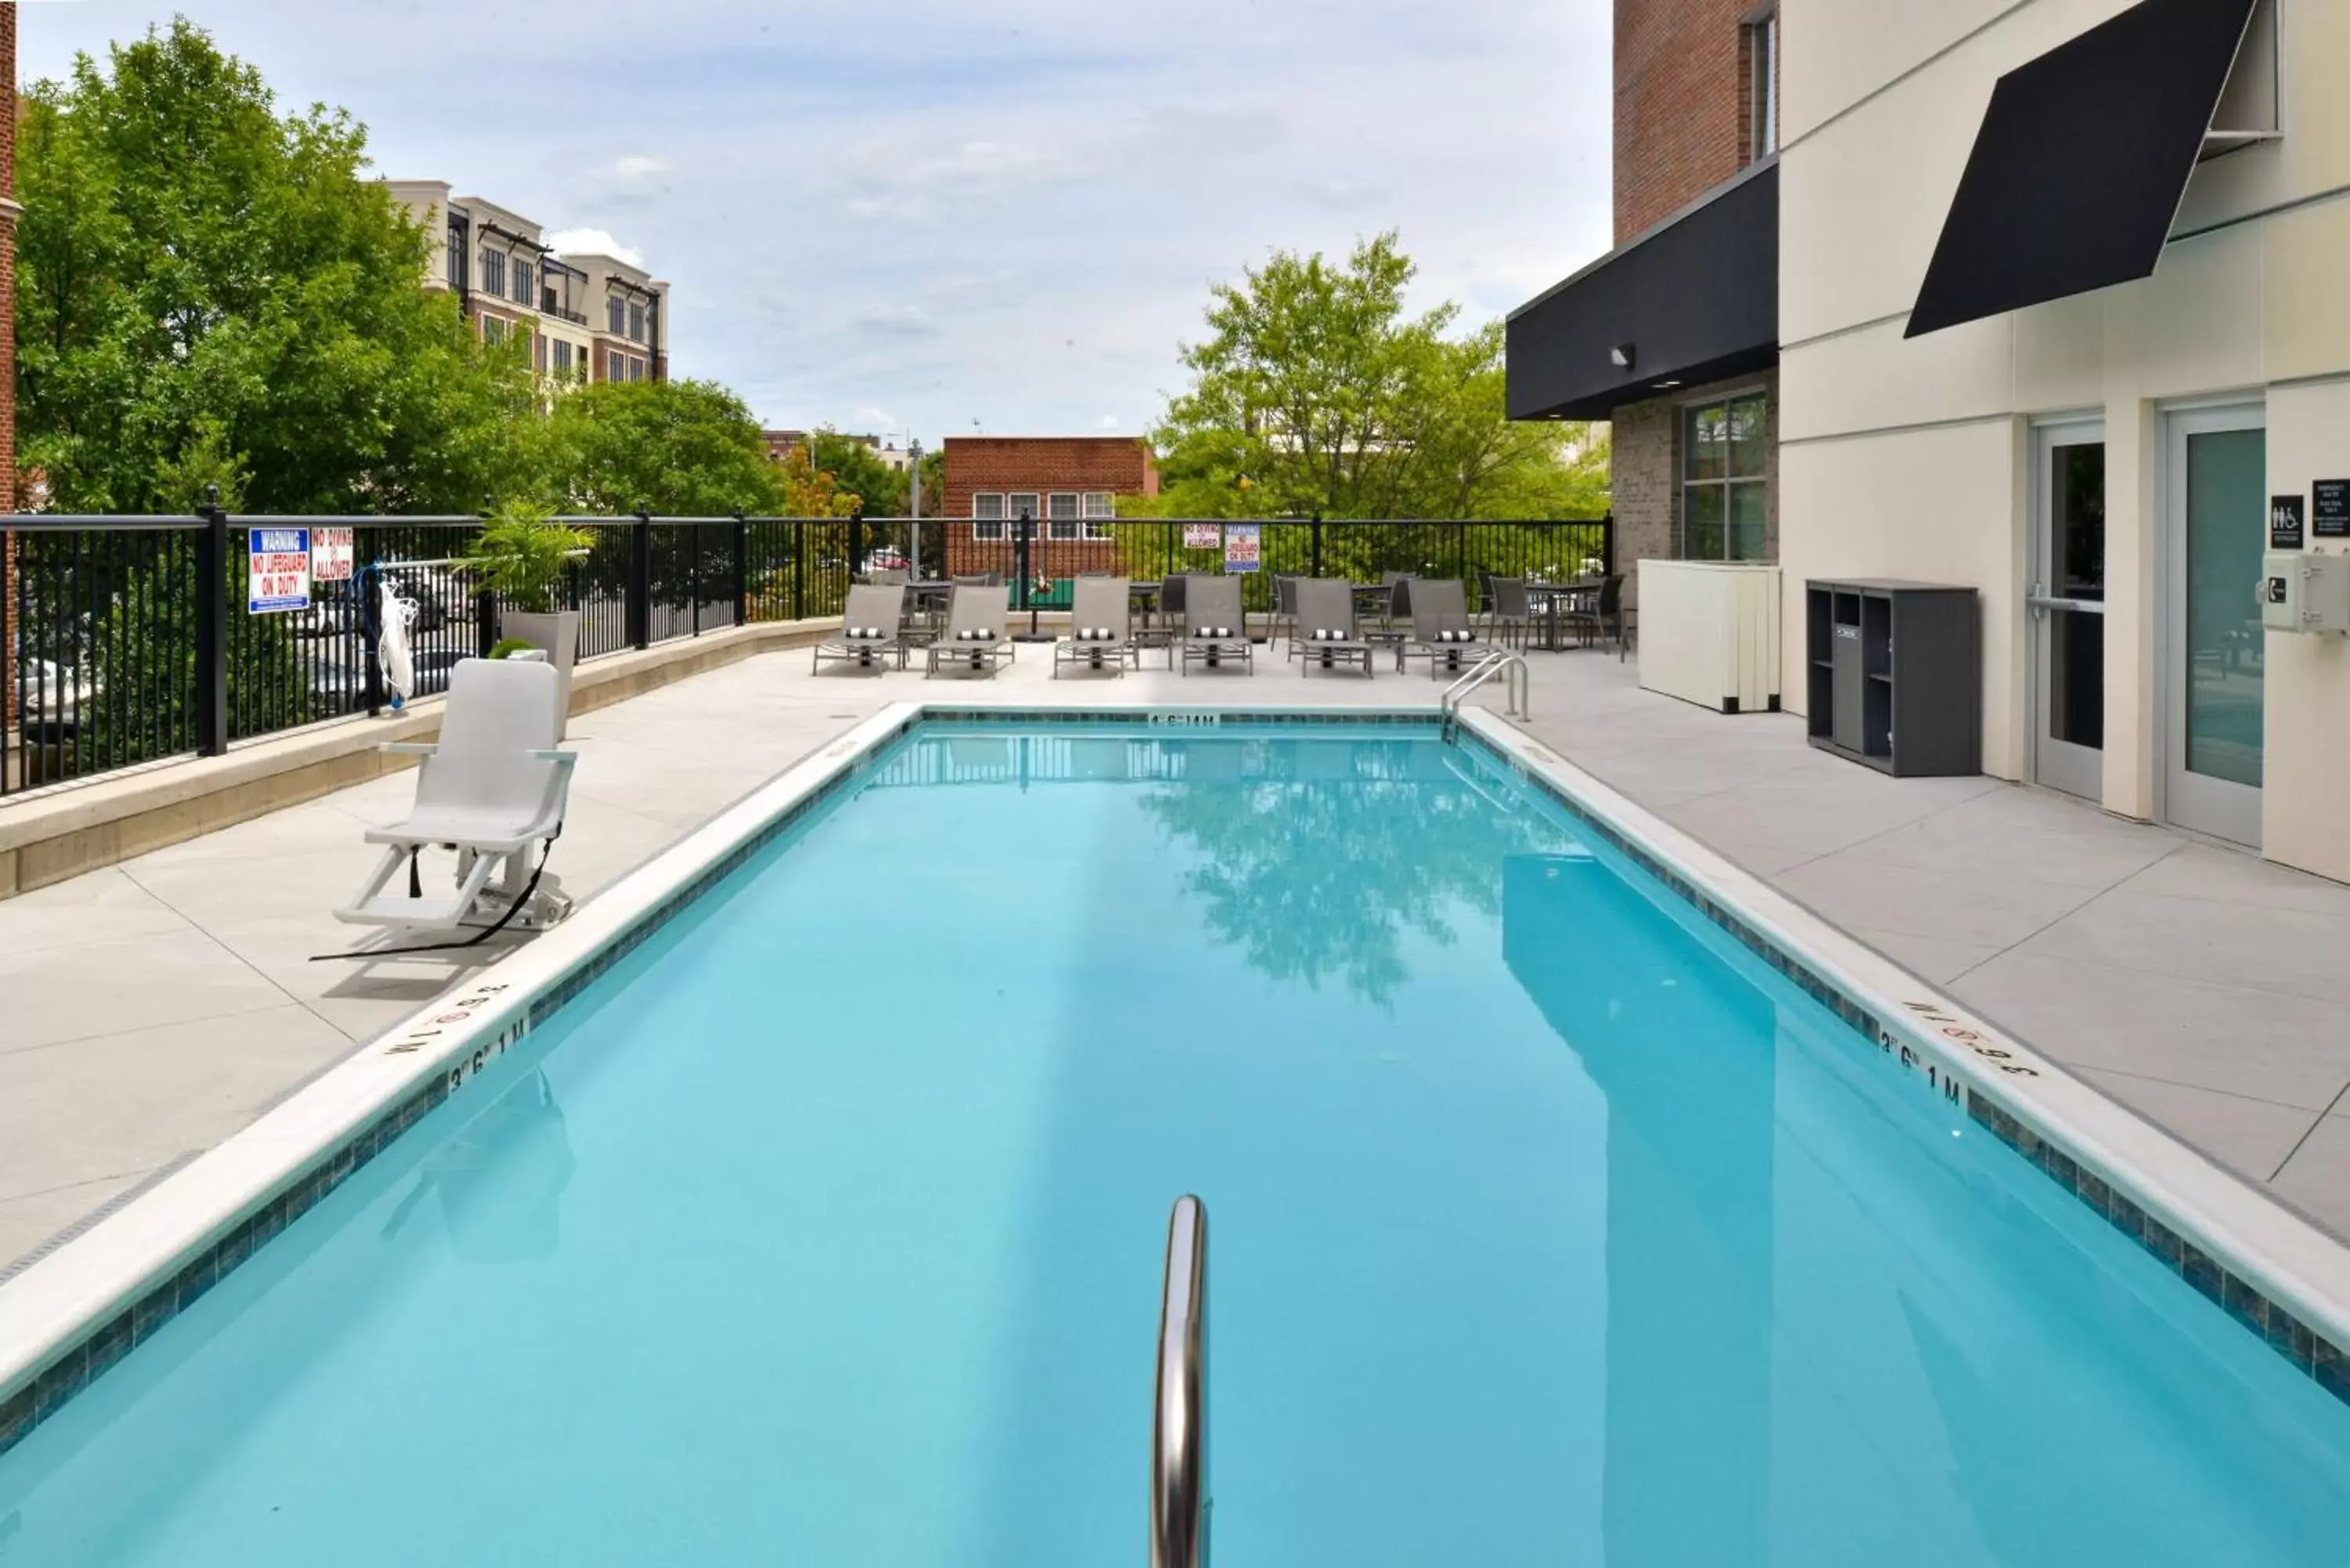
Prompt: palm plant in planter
<box><xmin>468</xmin><ymin>501</ymin><xmax>594</xmax><ymax>736</ymax></box>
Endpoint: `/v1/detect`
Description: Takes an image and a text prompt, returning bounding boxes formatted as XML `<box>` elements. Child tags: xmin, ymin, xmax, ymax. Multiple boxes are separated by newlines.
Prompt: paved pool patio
<box><xmin>3</xmin><ymin>638</ymin><xmax>2346</xmax><ymax>1270</ymax></box>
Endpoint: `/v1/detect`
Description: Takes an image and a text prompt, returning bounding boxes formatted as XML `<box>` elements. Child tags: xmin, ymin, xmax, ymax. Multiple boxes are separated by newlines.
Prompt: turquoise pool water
<box><xmin>3</xmin><ymin>722</ymin><xmax>2348</xmax><ymax>1565</ymax></box>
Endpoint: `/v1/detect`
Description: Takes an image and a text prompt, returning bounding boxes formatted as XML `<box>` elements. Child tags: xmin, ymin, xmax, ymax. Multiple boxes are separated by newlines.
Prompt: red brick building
<box><xmin>942</xmin><ymin>437</ymin><xmax>1159</xmax><ymax>576</ymax></box>
<box><xmin>1510</xmin><ymin>2</ymin><xmax>1781</xmax><ymax>576</ymax></box>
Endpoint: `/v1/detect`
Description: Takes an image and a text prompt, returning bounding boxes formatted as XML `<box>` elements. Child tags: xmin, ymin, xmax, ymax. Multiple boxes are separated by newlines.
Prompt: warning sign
<box><xmin>1184</xmin><ymin>523</ymin><xmax>1221</xmax><ymax>551</ymax></box>
<box><xmin>248</xmin><ymin>526</ymin><xmax>313</xmax><ymax>613</ymax></box>
<box><xmin>311</xmin><ymin>526</ymin><xmax>354</xmax><ymax>582</ymax></box>
<box><xmin>1223</xmin><ymin>524</ymin><xmax>1261</xmax><ymax>574</ymax></box>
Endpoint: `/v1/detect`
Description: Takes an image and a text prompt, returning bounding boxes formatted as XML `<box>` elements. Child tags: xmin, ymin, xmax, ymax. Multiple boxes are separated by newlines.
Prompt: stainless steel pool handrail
<box><xmin>1441</xmin><ymin>651</ymin><xmax>1530</xmax><ymax>723</ymax></box>
<box><xmin>1152</xmin><ymin>1194</ymin><xmax>1209</xmax><ymax>1568</ymax></box>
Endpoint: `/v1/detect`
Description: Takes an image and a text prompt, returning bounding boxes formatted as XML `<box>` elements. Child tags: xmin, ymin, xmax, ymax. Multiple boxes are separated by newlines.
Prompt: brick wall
<box><xmin>941</xmin><ymin>438</ymin><xmax>1159</xmax><ymax>576</ymax></box>
<box><xmin>1615</xmin><ymin>0</ymin><xmax>1771</xmax><ymax>243</ymax></box>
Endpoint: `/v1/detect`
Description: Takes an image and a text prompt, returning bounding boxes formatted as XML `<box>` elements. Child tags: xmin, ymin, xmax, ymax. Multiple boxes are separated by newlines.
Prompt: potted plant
<box><xmin>468</xmin><ymin>500</ymin><xmax>594</xmax><ymax>736</ymax></box>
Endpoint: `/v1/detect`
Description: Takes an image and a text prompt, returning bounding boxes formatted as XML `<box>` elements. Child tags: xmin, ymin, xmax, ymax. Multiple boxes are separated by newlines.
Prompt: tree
<box><xmin>539</xmin><ymin>379</ymin><xmax>788</xmax><ymax>515</ymax></box>
<box><xmin>772</xmin><ymin>446</ymin><xmax>858</xmax><ymax>518</ymax></box>
<box><xmin>1149</xmin><ymin>232</ymin><xmax>1608</xmax><ymax>522</ymax></box>
<box><xmin>16</xmin><ymin>18</ymin><xmax>537</xmax><ymax>514</ymax></box>
<box><xmin>809</xmin><ymin>431</ymin><xmax>909</xmax><ymax>518</ymax></box>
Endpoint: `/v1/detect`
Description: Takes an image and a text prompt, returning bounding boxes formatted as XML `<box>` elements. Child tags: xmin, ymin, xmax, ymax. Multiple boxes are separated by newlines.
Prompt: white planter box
<box><xmin>1636</xmin><ymin>561</ymin><xmax>1781</xmax><ymax>714</ymax></box>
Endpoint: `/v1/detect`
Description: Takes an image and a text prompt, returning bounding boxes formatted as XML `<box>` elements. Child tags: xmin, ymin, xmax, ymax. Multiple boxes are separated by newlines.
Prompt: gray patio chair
<box><xmin>1562</xmin><ymin>573</ymin><xmax>1633</xmax><ymax>660</ymax></box>
<box><xmin>812</xmin><ymin>584</ymin><xmax>909</xmax><ymax>674</ymax></box>
<box><xmin>1399</xmin><ymin>579</ymin><xmax>1482</xmax><ymax>677</ymax></box>
<box><xmin>1179</xmin><ymin>575</ymin><xmax>1253</xmax><ymax>676</ymax></box>
<box><xmin>1137</xmin><ymin>573</ymin><xmax>1187</xmax><ymax>667</ymax></box>
<box><xmin>1274</xmin><ymin>574</ymin><xmax>1301</xmax><ymax>654</ymax></box>
<box><xmin>927</xmin><ymin>582</ymin><xmax>1016</xmax><ymax>677</ymax></box>
<box><xmin>1055</xmin><ymin>575</ymin><xmax>1137</xmax><ymax>678</ymax></box>
<box><xmin>1294</xmin><ymin>579</ymin><xmax>1373</xmax><ymax>678</ymax></box>
<box><xmin>1487</xmin><ymin>576</ymin><xmax>1534</xmax><ymax>649</ymax></box>
<box><xmin>1365</xmin><ymin>574</ymin><xmax>1414</xmax><ymax>660</ymax></box>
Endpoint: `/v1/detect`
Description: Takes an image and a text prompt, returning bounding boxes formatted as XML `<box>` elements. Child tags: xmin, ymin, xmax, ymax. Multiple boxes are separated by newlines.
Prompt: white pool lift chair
<box><xmin>332</xmin><ymin>658</ymin><xmax>578</xmax><ymax>945</ymax></box>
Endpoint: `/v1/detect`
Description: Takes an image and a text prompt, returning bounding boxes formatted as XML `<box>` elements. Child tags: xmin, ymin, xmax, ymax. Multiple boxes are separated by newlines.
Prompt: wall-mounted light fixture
<box><xmin>1609</xmin><ymin>343</ymin><xmax>1636</xmax><ymax>370</ymax></box>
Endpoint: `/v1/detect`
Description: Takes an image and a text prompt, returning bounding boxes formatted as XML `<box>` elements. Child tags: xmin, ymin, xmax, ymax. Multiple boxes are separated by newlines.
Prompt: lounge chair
<box><xmin>1293</xmin><ymin>579</ymin><xmax>1373</xmax><ymax>678</ymax></box>
<box><xmin>1179</xmin><ymin>575</ymin><xmax>1253</xmax><ymax>676</ymax></box>
<box><xmin>1055</xmin><ymin>575</ymin><xmax>1137</xmax><ymax>678</ymax></box>
<box><xmin>1399</xmin><ymin>579</ymin><xmax>1483</xmax><ymax>677</ymax></box>
<box><xmin>812</xmin><ymin>584</ymin><xmax>909</xmax><ymax>674</ymax></box>
<box><xmin>927</xmin><ymin>582</ymin><xmax>1015</xmax><ymax>677</ymax></box>
<box><xmin>333</xmin><ymin>658</ymin><xmax>577</xmax><ymax>937</ymax></box>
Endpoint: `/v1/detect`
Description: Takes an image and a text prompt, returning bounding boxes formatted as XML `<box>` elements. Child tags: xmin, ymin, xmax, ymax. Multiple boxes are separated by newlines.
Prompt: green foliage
<box><xmin>1150</xmin><ymin>232</ymin><xmax>1610</xmax><ymax>522</ymax></box>
<box><xmin>487</xmin><ymin>637</ymin><xmax>540</xmax><ymax>661</ymax></box>
<box><xmin>16</xmin><ymin>18</ymin><xmax>539</xmax><ymax>514</ymax></box>
<box><xmin>810</xmin><ymin>431</ymin><xmax>909</xmax><ymax>518</ymax></box>
<box><xmin>538</xmin><ymin>379</ymin><xmax>789</xmax><ymax>516</ymax></box>
<box><xmin>466</xmin><ymin>500</ymin><xmax>595</xmax><ymax>614</ymax></box>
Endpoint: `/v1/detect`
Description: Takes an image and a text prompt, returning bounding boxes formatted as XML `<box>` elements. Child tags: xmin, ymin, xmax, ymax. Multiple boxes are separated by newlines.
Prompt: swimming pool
<box><xmin>2</xmin><ymin>713</ymin><xmax>2348</xmax><ymax>1564</ymax></box>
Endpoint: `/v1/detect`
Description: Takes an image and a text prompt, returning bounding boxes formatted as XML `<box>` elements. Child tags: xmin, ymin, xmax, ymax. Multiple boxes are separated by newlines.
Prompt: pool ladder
<box><xmin>1441</xmin><ymin>651</ymin><xmax>1531</xmax><ymax>734</ymax></box>
<box><xmin>1153</xmin><ymin>1195</ymin><xmax>1209</xmax><ymax>1568</ymax></box>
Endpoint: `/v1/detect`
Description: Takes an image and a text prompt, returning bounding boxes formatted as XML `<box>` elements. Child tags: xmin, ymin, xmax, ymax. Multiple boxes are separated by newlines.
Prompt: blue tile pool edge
<box><xmin>1</xmin><ymin>702</ymin><xmax>2343</xmax><ymax>1467</ymax></box>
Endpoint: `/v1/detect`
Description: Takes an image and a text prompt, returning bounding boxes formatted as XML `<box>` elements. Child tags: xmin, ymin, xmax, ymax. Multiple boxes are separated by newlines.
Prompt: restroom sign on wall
<box><xmin>248</xmin><ymin>526</ymin><xmax>313</xmax><ymax>613</ymax></box>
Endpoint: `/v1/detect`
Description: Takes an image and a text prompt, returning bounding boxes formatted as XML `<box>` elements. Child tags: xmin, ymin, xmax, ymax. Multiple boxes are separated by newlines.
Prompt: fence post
<box><xmin>629</xmin><ymin>509</ymin><xmax>652</xmax><ymax>650</ymax></box>
<box><xmin>360</xmin><ymin>526</ymin><xmax>383</xmax><ymax>718</ymax></box>
<box><xmin>847</xmin><ymin>508</ymin><xmax>864</xmax><ymax>586</ymax></box>
<box><xmin>732</xmin><ymin>512</ymin><xmax>749</xmax><ymax>626</ymax></box>
<box><xmin>1455</xmin><ymin>520</ymin><xmax>1467</xmax><ymax>584</ymax></box>
<box><xmin>1311</xmin><ymin>513</ymin><xmax>1323</xmax><ymax>580</ymax></box>
<box><xmin>475</xmin><ymin>507</ymin><xmax>498</xmax><ymax>660</ymax></box>
<box><xmin>1602</xmin><ymin>511</ymin><xmax>1616</xmax><ymax>580</ymax></box>
<box><xmin>194</xmin><ymin>491</ymin><xmax>230</xmax><ymax>757</ymax></box>
<box><xmin>793</xmin><ymin>519</ymin><xmax>807</xmax><ymax>621</ymax></box>
<box><xmin>1014</xmin><ymin>508</ymin><xmax>1033</xmax><ymax>620</ymax></box>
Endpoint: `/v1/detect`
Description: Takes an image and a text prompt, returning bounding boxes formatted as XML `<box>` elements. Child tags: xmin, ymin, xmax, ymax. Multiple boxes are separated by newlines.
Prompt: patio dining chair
<box><xmin>1486</xmin><ymin>577</ymin><xmax>1534</xmax><ymax>649</ymax></box>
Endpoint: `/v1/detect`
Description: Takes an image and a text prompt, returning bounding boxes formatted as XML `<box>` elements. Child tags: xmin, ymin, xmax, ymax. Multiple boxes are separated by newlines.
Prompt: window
<box><xmin>552</xmin><ymin>339</ymin><xmax>573</xmax><ymax>375</ymax></box>
<box><xmin>1682</xmin><ymin>392</ymin><xmax>1770</xmax><ymax>561</ymax></box>
<box><xmin>972</xmin><ymin>493</ymin><xmax>1007</xmax><ymax>541</ymax></box>
<box><xmin>483</xmin><ymin>314</ymin><xmax>505</xmax><ymax>346</ymax></box>
<box><xmin>608</xmin><ymin>349</ymin><xmax>624</xmax><ymax>380</ymax></box>
<box><xmin>532</xmin><ymin>331</ymin><xmax>547</xmax><ymax>373</ymax></box>
<box><xmin>512</xmin><ymin>258</ymin><xmax>533</xmax><ymax>305</ymax></box>
<box><xmin>1746</xmin><ymin>8</ymin><xmax>1779</xmax><ymax>162</ymax></box>
<box><xmin>1047</xmin><ymin>492</ymin><xmax>1082</xmax><ymax>539</ymax></box>
<box><xmin>445</xmin><ymin>222</ymin><xmax>466</xmax><ymax>288</ymax></box>
<box><xmin>627</xmin><ymin>302</ymin><xmax>645</xmax><ymax>343</ymax></box>
<box><xmin>608</xmin><ymin>296</ymin><xmax>627</xmax><ymax>334</ymax></box>
<box><xmin>1007</xmin><ymin>493</ymin><xmax>1040</xmax><ymax>528</ymax></box>
<box><xmin>1082</xmin><ymin>491</ymin><xmax>1116</xmax><ymax>540</ymax></box>
<box><xmin>480</xmin><ymin>249</ymin><xmax>506</xmax><ymax>298</ymax></box>
<box><xmin>629</xmin><ymin>356</ymin><xmax>646</xmax><ymax>382</ymax></box>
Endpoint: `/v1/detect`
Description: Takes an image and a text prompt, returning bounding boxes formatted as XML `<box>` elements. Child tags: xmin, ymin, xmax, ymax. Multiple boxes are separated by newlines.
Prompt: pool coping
<box><xmin>3</xmin><ymin>698</ymin><xmax>2347</xmax><ymax>1461</ymax></box>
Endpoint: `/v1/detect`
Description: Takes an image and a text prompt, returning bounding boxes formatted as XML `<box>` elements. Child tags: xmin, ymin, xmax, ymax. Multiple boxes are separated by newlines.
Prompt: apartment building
<box><xmin>762</xmin><ymin>432</ymin><xmax>913</xmax><ymax>471</ymax></box>
<box><xmin>1508</xmin><ymin>1</ymin><xmax>1781</xmax><ymax>577</ymax></box>
<box><xmin>569</xmin><ymin>253</ymin><xmax>668</xmax><ymax>385</ymax></box>
<box><xmin>385</xmin><ymin>182</ymin><xmax>661</xmax><ymax>388</ymax></box>
<box><xmin>942</xmin><ymin>437</ymin><xmax>1159</xmax><ymax>575</ymax></box>
<box><xmin>1513</xmin><ymin>0</ymin><xmax>2350</xmax><ymax>881</ymax></box>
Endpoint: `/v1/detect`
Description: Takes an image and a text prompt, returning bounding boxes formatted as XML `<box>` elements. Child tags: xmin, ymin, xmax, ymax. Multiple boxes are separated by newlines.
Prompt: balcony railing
<box><xmin>0</xmin><ymin>511</ymin><xmax>1610</xmax><ymax>797</ymax></box>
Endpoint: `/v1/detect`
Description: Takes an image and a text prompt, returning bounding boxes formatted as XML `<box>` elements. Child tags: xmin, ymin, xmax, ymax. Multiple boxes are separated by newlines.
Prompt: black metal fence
<box><xmin>1</xmin><ymin>510</ymin><xmax>1609</xmax><ymax>796</ymax></box>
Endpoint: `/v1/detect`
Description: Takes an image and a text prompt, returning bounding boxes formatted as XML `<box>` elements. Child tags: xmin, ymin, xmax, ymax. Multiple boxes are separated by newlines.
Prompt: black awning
<box><xmin>1506</xmin><ymin>161</ymin><xmax>1777</xmax><ymax>423</ymax></box>
<box><xmin>1906</xmin><ymin>0</ymin><xmax>2259</xmax><ymax>338</ymax></box>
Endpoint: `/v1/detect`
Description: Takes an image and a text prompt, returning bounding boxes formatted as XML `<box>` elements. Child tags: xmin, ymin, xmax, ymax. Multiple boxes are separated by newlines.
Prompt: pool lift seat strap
<box><xmin>1152</xmin><ymin>1194</ymin><xmax>1209</xmax><ymax>1568</ymax></box>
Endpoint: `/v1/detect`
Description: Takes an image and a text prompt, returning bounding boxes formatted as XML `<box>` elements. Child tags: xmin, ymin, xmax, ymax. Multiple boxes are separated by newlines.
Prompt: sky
<box><xmin>18</xmin><ymin>1</ymin><xmax>1613</xmax><ymax>446</ymax></box>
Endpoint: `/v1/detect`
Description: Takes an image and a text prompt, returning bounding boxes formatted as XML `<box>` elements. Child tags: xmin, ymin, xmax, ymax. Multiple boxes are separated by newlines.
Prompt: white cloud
<box><xmin>613</xmin><ymin>154</ymin><xmax>671</xmax><ymax>182</ymax></box>
<box><xmin>855</xmin><ymin>406</ymin><xmax>896</xmax><ymax>431</ymax></box>
<box><xmin>1097</xmin><ymin>414</ymin><xmax>1121</xmax><ymax>430</ymax></box>
<box><xmin>542</xmin><ymin>227</ymin><xmax>645</xmax><ymax>269</ymax></box>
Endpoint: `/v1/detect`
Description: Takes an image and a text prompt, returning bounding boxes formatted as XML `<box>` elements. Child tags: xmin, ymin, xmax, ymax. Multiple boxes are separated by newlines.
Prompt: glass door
<box><xmin>2164</xmin><ymin>406</ymin><xmax>2267</xmax><ymax>845</ymax></box>
<box><xmin>2029</xmin><ymin>423</ymin><xmax>2106</xmax><ymax>800</ymax></box>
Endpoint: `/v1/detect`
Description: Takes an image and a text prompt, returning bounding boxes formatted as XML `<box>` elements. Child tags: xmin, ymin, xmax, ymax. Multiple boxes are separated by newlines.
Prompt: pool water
<box><xmin>3</xmin><ymin>723</ymin><xmax>2348</xmax><ymax>1566</ymax></box>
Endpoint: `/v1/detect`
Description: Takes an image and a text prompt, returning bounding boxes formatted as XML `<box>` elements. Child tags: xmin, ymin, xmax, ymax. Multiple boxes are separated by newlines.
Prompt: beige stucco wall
<box><xmin>1779</xmin><ymin>0</ymin><xmax>2350</xmax><ymax>874</ymax></box>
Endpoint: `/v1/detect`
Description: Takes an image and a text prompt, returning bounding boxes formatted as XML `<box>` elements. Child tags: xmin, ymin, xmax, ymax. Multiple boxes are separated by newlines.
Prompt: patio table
<box><xmin>1525</xmin><ymin>579</ymin><xmax>1603</xmax><ymax>652</ymax></box>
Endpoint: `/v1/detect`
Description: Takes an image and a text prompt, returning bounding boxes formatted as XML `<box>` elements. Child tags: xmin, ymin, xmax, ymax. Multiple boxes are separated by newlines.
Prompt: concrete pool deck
<box><xmin>4</xmin><ymin>638</ymin><xmax>2348</xmax><ymax>1268</ymax></box>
